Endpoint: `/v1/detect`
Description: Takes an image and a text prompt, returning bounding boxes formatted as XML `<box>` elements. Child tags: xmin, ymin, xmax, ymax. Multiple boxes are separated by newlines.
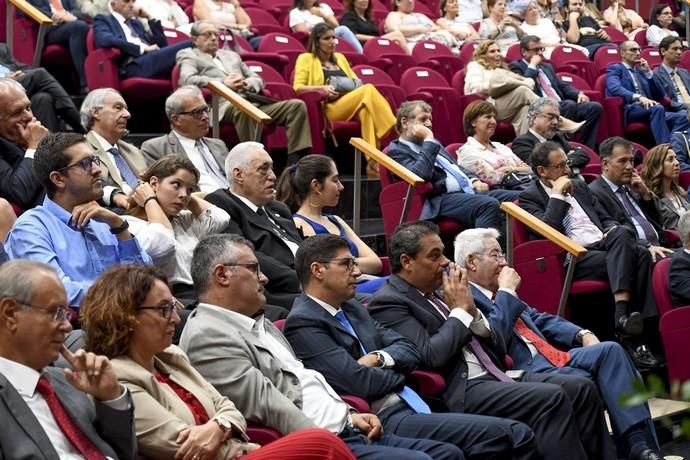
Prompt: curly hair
<box><xmin>80</xmin><ymin>265</ymin><xmax>170</xmax><ymax>358</ymax></box>
<box><xmin>472</xmin><ymin>39</ymin><xmax>508</xmax><ymax>70</ymax></box>
<box><xmin>641</xmin><ymin>144</ymin><xmax>685</xmax><ymax>197</ymax></box>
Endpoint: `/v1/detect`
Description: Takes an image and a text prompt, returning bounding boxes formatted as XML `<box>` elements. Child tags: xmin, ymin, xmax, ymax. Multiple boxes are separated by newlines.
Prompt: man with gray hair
<box><xmin>82</xmin><ymin>88</ymin><xmax>147</xmax><ymax>209</ymax></box>
<box><xmin>141</xmin><ymin>86</ymin><xmax>230</xmax><ymax>193</ymax></box>
<box><xmin>204</xmin><ymin>141</ymin><xmax>302</xmax><ymax>308</ymax></box>
<box><xmin>669</xmin><ymin>210</ymin><xmax>690</xmax><ymax>306</ymax></box>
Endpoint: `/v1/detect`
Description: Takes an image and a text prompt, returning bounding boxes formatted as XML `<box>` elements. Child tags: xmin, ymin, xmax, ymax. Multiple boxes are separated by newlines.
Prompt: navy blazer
<box><xmin>0</xmin><ymin>136</ymin><xmax>44</xmax><ymax>209</ymax></box>
<box><xmin>93</xmin><ymin>14</ymin><xmax>168</xmax><ymax>59</ymax></box>
<box><xmin>284</xmin><ymin>294</ymin><xmax>420</xmax><ymax>402</ymax></box>
<box><xmin>653</xmin><ymin>65</ymin><xmax>690</xmax><ymax>111</ymax></box>
<box><xmin>27</xmin><ymin>0</ymin><xmax>83</xmax><ymax>19</ymax></box>
<box><xmin>606</xmin><ymin>63</ymin><xmax>665</xmax><ymax>123</ymax></box>
<box><xmin>511</xmin><ymin>131</ymin><xmax>576</xmax><ymax>164</ymax></box>
<box><xmin>670</xmin><ymin>131</ymin><xmax>690</xmax><ymax>171</ymax></box>
<box><xmin>509</xmin><ymin>60</ymin><xmax>580</xmax><ymax>101</ymax></box>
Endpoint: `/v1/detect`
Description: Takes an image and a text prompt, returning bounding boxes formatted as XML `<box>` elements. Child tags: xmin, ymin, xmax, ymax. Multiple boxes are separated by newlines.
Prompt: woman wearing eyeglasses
<box><xmin>80</xmin><ymin>264</ymin><xmax>357</xmax><ymax>460</ymax></box>
<box><xmin>646</xmin><ymin>4</ymin><xmax>678</xmax><ymax>47</ymax></box>
<box><xmin>123</xmin><ymin>155</ymin><xmax>230</xmax><ymax>304</ymax></box>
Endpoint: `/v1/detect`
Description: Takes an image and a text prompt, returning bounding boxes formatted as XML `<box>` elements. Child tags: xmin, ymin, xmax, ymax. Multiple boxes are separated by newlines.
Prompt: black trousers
<box><xmin>559</xmin><ymin>99</ymin><xmax>602</xmax><ymax>149</ymax></box>
<box><xmin>17</xmin><ymin>68</ymin><xmax>83</xmax><ymax>132</ymax></box>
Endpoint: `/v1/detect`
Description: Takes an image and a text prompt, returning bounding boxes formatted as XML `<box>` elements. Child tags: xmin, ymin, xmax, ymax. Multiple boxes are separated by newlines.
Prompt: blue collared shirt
<box><xmin>399</xmin><ymin>138</ymin><xmax>475</xmax><ymax>193</ymax></box>
<box><xmin>5</xmin><ymin>196</ymin><xmax>152</xmax><ymax>307</ymax></box>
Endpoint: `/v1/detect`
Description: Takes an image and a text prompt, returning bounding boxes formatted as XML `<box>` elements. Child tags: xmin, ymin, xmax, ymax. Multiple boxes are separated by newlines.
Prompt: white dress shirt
<box><xmin>109</xmin><ymin>10</ymin><xmax>148</xmax><ymax>53</ymax></box>
<box><xmin>540</xmin><ymin>181</ymin><xmax>603</xmax><ymax>247</ymax></box>
<box><xmin>232</xmin><ymin>192</ymin><xmax>300</xmax><ymax>256</ymax></box>
<box><xmin>172</xmin><ymin>131</ymin><xmax>227</xmax><ymax>193</ymax></box>
<box><xmin>91</xmin><ymin>130</ymin><xmax>133</xmax><ymax>200</ymax></box>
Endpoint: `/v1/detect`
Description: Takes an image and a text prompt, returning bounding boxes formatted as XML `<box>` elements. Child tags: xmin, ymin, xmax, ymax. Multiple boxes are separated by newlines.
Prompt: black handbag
<box><xmin>499</xmin><ymin>171</ymin><xmax>536</xmax><ymax>190</ymax></box>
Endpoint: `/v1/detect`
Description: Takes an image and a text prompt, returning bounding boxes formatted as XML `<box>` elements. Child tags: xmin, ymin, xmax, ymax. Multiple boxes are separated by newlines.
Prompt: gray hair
<box><xmin>165</xmin><ymin>85</ymin><xmax>204</xmax><ymax>121</ymax></box>
<box><xmin>454</xmin><ymin>228</ymin><xmax>501</xmax><ymax>268</ymax></box>
<box><xmin>190</xmin><ymin>20</ymin><xmax>217</xmax><ymax>37</ymax></box>
<box><xmin>224</xmin><ymin>141</ymin><xmax>265</xmax><ymax>186</ymax></box>
<box><xmin>395</xmin><ymin>100</ymin><xmax>432</xmax><ymax>134</ymax></box>
<box><xmin>0</xmin><ymin>79</ymin><xmax>27</xmax><ymax>117</ymax></box>
<box><xmin>679</xmin><ymin>211</ymin><xmax>690</xmax><ymax>247</ymax></box>
<box><xmin>0</xmin><ymin>260</ymin><xmax>57</xmax><ymax>304</ymax></box>
<box><xmin>80</xmin><ymin>88</ymin><xmax>120</xmax><ymax>129</ymax></box>
<box><xmin>527</xmin><ymin>97</ymin><xmax>560</xmax><ymax>128</ymax></box>
<box><xmin>191</xmin><ymin>234</ymin><xmax>255</xmax><ymax>296</ymax></box>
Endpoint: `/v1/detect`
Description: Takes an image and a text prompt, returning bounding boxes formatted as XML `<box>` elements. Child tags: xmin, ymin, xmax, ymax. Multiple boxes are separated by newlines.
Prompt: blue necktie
<box><xmin>109</xmin><ymin>147</ymin><xmax>139</xmax><ymax>188</ymax></box>
<box><xmin>435</xmin><ymin>154</ymin><xmax>475</xmax><ymax>194</ymax></box>
<box><xmin>334</xmin><ymin>310</ymin><xmax>431</xmax><ymax>414</ymax></box>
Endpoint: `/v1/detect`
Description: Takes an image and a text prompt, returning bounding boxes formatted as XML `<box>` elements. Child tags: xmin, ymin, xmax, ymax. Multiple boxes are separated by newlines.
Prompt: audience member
<box><xmin>646</xmin><ymin>4</ymin><xmax>679</xmax><ymax>47</ymax></box>
<box><xmin>75</xmin><ymin>0</ymin><xmax>109</xmax><ymax>18</ymax></box>
<box><xmin>142</xmin><ymin>86</ymin><xmax>230</xmax><ymax>193</ymax></box>
<box><xmin>5</xmin><ymin>133</ymin><xmax>151</xmax><ymax>308</ymax></box>
<box><xmin>82</xmin><ymin>88</ymin><xmax>147</xmax><ymax>210</ymax></box>
<box><xmin>606</xmin><ymin>41</ymin><xmax>689</xmax><ymax>144</ymax></box>
<box><xmin>562</xmin><ymin>0</ymin><xmax>610</xmax><ymax>55</ymax></box>
<box><xmin>0</xmin><ymin>260</ymin><xmax>136</xmax><ymax>459</ymax></box>
<box><xmin>367</xmin><ymin>221</ymin><xmax>615</xmax><ymax>460</ymax></box>
<box><xmin>137</xmin><ymin>0</ymin><xmax>191</xmax><ymax>32</ymax></box>
<box><xmin>341</xmin><ymin>0</ymin><xmax>408</xmax><ymax>48</ymax></box>
<box><xmin>436</xmin><ymin>0</ymin><xmax>480</xmax><ymax>45</ymax></box>
<box><xmin>284</xmin><ymin>234</ymin><xmax>540</xmax><ymax>459</ymax></box>
<box><xmin>455</xmin><ymin>227</ymin><xmax>662</xmax><ymax>460</ymax></box>
<box><xmin>205</xmin><ymin>142</ymin><xmax>302</xmax><ymax>308</ymax></box>
<box><xmin>535</xmin><ymin>0</ymin><xmax>563</xmax><ymax>24</ymax></box>
<box><xmin>602</xmin><ymin>0</ymin><xmax>647</xmax><ymax>38</ymax></box>
<box><xmin>27</xmin><ymin>0</ymin><xmax>89</xmax><ymax>93</ymax></box>
<box><xmin>178</xmin><ymin>21</ymin><xmax>312</xmax><ymax>164</ymax></box>
<box><xmin>181</xmin><ymin>233</ymin><xmax>493</xmax><ymax>459</ymax></box>
<box><xmin>290</xmin><ymin>0</ymin><xmax>363</xmax><ymax>52</ymax></box>
<box><xmin>520</xmin><ymin>1</ymin><xmax>567</xmax><ymax>58</ymax></box>
<box><xmin>478</xmin><ymin>0</ymin><xmax>525</xmax><ymax>55</ymax></box>
<box><xmin>93</xmin><ymin>0</ymin><xmax>191</xmax><ymax>79</ymax></box>
<box><xmin>294</xmin><ymin>23</ymin><xmax>395</xmax><ymax>176</ymax></box>
<box><xmin>670</xmin><ymin>110</ymin><xmax>690</xmax><ymax>170</ymax></box>
<box><xmin>669</xmin><ymin>211</ymin><xmax>690</xmax><ymax>306</ymax></box>
<box><xmin>0</xmin><ymin>79</ymin><xmax>48</xmax><ymax>209</ymax></box>
<box><xmin>519</xmin><ymin>141</ymin><xmax>661</xmax><ymax>367</ymax></box>
<box><xmin>510</xmin><ymin>35</ymin><xmax>601</xmax><ymax>148</ymax></box>
<box><xmin>653</xmin><ymin>36</ymin><xmax>690</xmax><ymax>112</ymax></box>
<box><xmin>124</xmin><ymin>156</ymin><xmax>230</xmax><ymax>302</ymax></box>
<box><xmin>457</xmin><ymin>100</ymin><xmax>531</xmax><ymax>189</ymax></box>
<box><xmin>80</xmin><ymin>264</ymin><xmax>355</xmax><ymax>460</ymax></box>
<box><xmin>457</xmin><ymin>0</ymin><xmax>485</xmax><ymax>23</ymax></box>
<box><xmin>384</xmin><ymin>0</ymin><xmax>459</xmax><ymax>53</ymax></box>
<box><xmin>0</xmin><ymin>198</ymin><xmax>16</xmax><ymax>243</ymax></box>
<box><xmin>193</xmin><ymin>0</ymin><xmax>259</xmax><ymax>47</ymax></box>
<box><xmin>641</xmin><ymin>144</ymin><xmax>690</xmax><ymax>230</ymax></box>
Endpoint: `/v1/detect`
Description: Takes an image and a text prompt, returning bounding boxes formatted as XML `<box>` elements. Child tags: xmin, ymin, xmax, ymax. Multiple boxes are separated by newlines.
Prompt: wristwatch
<box><xmin>213</xmin><ymin>415</ymin><xmax>233</xmax><ymax>440</ymax></box>
<box><xmin>575</xmin><ymin>329</ymin><xmax>592</xmax><ymax>344</ymax></box>
<box><xmin>372</xmin><ymin>351</ymin><xmax>386</xmax><ymax>368</ymax></box>
<box><xmin>109</xmin><ymin>219</ymin><xmax>130</xmax><ymax>235</ymax></box>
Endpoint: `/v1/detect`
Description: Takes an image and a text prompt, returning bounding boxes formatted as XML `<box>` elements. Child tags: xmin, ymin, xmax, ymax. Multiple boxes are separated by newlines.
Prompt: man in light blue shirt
<box><xmin>5</xmin><ymin>133</ymin><xmax>151</xmax><ymax>307</ymax></box>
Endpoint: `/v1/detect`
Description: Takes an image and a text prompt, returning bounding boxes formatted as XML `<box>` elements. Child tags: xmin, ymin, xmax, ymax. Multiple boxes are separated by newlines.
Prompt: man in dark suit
<box><xmin>366</xmin><ymin>222</ymin><xmax>615</xmax><ymax>460</ymax></box>
<box><xmin>519</xmin><ymin>141</ymin><xmax>660</xmax><ymax>366</ymax></box>
<box><xmin>93</xmin><ymin>0</ymin><xmax>191</xmax><ymax>79</ymax></box>
<box><xmin>606</xmin><ymin>41</ymin><xmax>689</xmax><ymax>144</ymax></box>
<box><xmin>284</xmin><ymin>234</ymin><xmax>541</xmax><ymax>460</ymax></box>
<box><xmin>510</xmin><ymin>35</ymin><xmax>601</xmax><ymax>149</ymax></box>
<box><xmin>0</xmin><ymin>79</ymin><xmax>49</xmax><ymax>210</ymax></box>
<box><xmin>670</xmin><ymin>211</ymin><xmax>690</xmax><ymax>306</ymax></box>
<box><xmin>670</xmin><ymin>111</ymin><xmax>690</xmax><ymax>171</ymax></box>
<box><xmin>387</xmin><ymin>101</ymin><xmax>517</xmax><ymax>230</ymax></box>
<box><xmin>205</xmin><ymin>142</ymin><xmax>302</xmax><ymax>308</ymax></box>
<box><xmin>142</xmin><ymin>86</ymin><xmax>229</xmax><ymax>194</ymax></box>
<box><xmin>454</xmin><ymin>228</ymin><xmax>661</xmax><ymax>460</ymax></box>
<box><xmin>652</xmin><ymin>36</ymin><xmax>690</xmax><ymax>113</ymax></box>
<box><xmin>0</xmin><ymin>259</ymin><xmax>136</xmax><ymax>459</ymax></box>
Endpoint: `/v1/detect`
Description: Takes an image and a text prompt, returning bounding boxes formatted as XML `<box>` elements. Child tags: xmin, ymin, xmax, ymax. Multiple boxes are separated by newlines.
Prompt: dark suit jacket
<box><xmin>509</xmin><ymin>60</ymin><xmax>580</xmax><ymax>101</ymax></box>
<box><xmin>0</xmin><ymin>366</ymin><xmax>136</xmax><ymax>459</ymax></box>
<box><xmin>93</xmin><ymin>14</ymin><xmax>168</xmax><ymax>61</ymax></box>
<box><xmin>605</xmin><ymin>63</ymin><xmax>665</xmax><ymax>122</ymax></box>
<box><xmin>0</xmin><ymin>136</ymin><xmax>44</xmax><ymax>209</ymax></box>
<box><xmin>588</xmin><ymin>176</ymin><xmax>665</xmax><ymax>245</ymax></box>
<box><xmin>511</xmin><ymin>131</ymin><xmax>577</xmax><ymax>164</ymax></box>
<box><xmin>669</xmin><ymin>249</ymin><xmax>690</xmax><ymax>307</ymax></box>
<box><xmin>670</xmin><ymin>131</ymin><xmax>690</xmax><ymax>171</ymax></box>
<box><xmin>27</xmin><ymin>0</ymin><xmax>83</xmax><ymax>19</ymax></box>
<box><xmin>653</xmin><ymin>65</ymin><xmax>690</xmax><ymax>112</ymax></box>
<box><xmin>284</xmin><ymin>294</ymin><xmax>420</xmax><ymax>402</ymax></box>
<box><xmin>204</xmin><ymin>189</ymin><xmax>301</xmax><ymax>296</ymax></box>
<box><xmin>519</xmin><ymin>178</ymin><xmax>617</xmax><ymax>236</ymax></box>
<box><xmin>0</xmin><ymin>44</ymin><xmax>28</xmax><ymax>72</ymax></box>
<box><xmin>367</xmin><ymin>275</ymin><xmax>507</xmax><ymax>412</ymax></box>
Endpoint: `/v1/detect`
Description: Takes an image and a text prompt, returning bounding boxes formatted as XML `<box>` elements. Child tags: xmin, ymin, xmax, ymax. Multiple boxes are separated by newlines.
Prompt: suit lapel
<box><xmin>391</xmin><ymin>275</ymin><xmax>447</xmax><ymax>325</ymax></box>
<box><xmin>86</xmin><ymin>131</ymin><xmax>125</xmax><ymax>189</ymax></box>
<box><xmin>205</xmin><ymin>138</ymin><xmax>227</xmax><ymax>171</ymax></box>
<box><xmin>166</xmin><ymin>132</ymin><xmax>191</xmax><ymax>161</ymax></box>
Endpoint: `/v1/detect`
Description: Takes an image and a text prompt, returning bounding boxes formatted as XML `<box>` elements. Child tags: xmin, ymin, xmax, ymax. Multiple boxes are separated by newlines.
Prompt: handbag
<box><xmin>328</xmin><ymin>76</ymin><xmax>363</xmax><ymax>93</ymax></box>
<box><xmin>498</xmin><ymin>171</ymin><xmax>536</xmax><ymax>190</ymax></box>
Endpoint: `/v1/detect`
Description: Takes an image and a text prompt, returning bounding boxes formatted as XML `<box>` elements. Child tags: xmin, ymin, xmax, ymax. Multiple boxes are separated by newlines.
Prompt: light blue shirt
<box><xmin>5</xmin><ymin>196</ymin><xmax>152</xmax><ymax>307</ymax></box>
<box><xmin>399</xmin><ymin>138</ymin><xmax>475</xmax><ymax>193</ymax></box>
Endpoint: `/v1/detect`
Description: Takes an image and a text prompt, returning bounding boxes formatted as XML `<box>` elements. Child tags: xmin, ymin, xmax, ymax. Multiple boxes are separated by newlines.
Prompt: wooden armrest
<box><xmin>9</xmin><ymin>0</ymin><xmax>52</xmax><ymax>24</ymax></box>
<box><xmin>500</xmin><ymin>202</ymin><xmax>587</xmax><ymax>257</ymax></box>
<box><xmin>350</xmin><ymin>137</ymin><xmax>424</xmax><ymax>187</ymax></box>
<box><xmin>206</xmin><ymin>81</ymin><xmax>272</xmax><ymax>125</ymax></box>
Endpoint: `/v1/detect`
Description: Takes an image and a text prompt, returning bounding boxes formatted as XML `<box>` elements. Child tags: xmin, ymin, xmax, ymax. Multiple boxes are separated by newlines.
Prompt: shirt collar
<box><xmin>465</xmin><ymin>136</ymin><xmax>494</xmax><ymax>151</ymax></box>
<box><xmin>90</xmin><ymin>130</ymin><xmax>117</xmax><ymax>152</ymax></box>
<box><xmin>197</xmin><ymin>302</ymin><xmax>259</xmax><ymax>332</ymax></box>
<box><xmin>539</xmin><ymin>179</ymin><xmax>555</xmax><ymax>195</ymax></box>
<box><xmin>469</xmin><ymin>281</ymin><xmax>494</xmax><ymax>301</ymax></box>
<box><xmin>398</xmin><ymin>138</ymin><xmax>423</xmax><ymax>153</ymax></box>
<box><xmin>42</xmin><ymin>195</ymin><xmax>76</xmax><ymax>227</ymax></box>
<box><xmin>662</xmin><ymin>63</ymin><xmax>676</xmax><ymax>75</ymax></box>
<box><xmin>529</xmin><ymin>128</ymin><xmax>548</xmax><ymax>142</ymax></box>
<box><xmin>172</xmin><ymin>130</ymin><xmax>200</xmax><ymax>153</ymax></box>
<box><xmin>622</xmin><ymin>62</ymin><xmax>635</xmax><ymax>71</ymax></box>
<box><xmin>110</xmin><ymin>10</ymin><xmax>127</xmax><ymax>24</ymax></box>
<box><xmin>230</xmin><ymin>191</ymin><xmax>260</xmax><ymax>213</ymax></box>
<box><xmin>601</xmin><ymin>174</ymin><xmax>622</xmax><ymax>193</ymax></box>
<box><xmin>0</xmin><ymin>357</ymin><xmax>41</xmax><ymax>398</ymax></box>
<box><xmin>306</xmin><ymin>294</ymin><xmax>341</xmax><ymax>317</ymax></box>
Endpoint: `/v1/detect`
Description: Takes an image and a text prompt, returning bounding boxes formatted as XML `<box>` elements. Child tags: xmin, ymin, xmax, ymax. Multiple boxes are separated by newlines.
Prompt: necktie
<box><xmin>125</xmin><ymin>18</ymin><xmax>150</xmax><ymax>44</ymax></box>
<box><xmin>50</xmin><ymin>0</ymin><xmax>64</xmax><ymax>12</ymax></box>
<box><xmin>108</xmin><ymin>147</ymin><xmax>139</xmax><ymax>188</ymax></box>
<box><xmin>35</xmin><ymin>376</ymin><xmax>106</xmax><ymax>460</ymax></box>
<box><xmin>195</xmin><ymin>140</ymin><xmax>227</xmax><ymax>189</ymax></box>
<box><xmin>256</xmin><ymin>207</ymin><xmax>300</xmax><ymax>244</ymax></box>
<box><xmin>435</xmin><ymin>154</ymin><xmax>475</xmax><ymax>194</ymax></box>
<box><xmin>333</xmin><ymin>310</ymin><xmax>432</xmax><ymax>414</ymax></box>
<box><xmin>537</xmin><ymin>68</ymin><xmax>561</xmax><ymax>101</ymax></box>
<box><xmin>627</xmin><ymin>68</ymin><xmax>644</xmax><ymax>96</ymax></box>
<box><xmin>513</xmin><ymin>318</ymin><xmax>571</xmax><ymax>367</ymax></box>
<box><xmin>425</xmin><ymin>292</ymin><xmax>451</xmax><ymax>318</ymax></box>
<box><xmin>670</xmin><ymin>69</ymin><xmax>690</xmax><ymax>104</ymax></box>
<box><xmin>615</xmin><ymin>187</ymin><xmax>659</xmax><ymax>244</ymax></box>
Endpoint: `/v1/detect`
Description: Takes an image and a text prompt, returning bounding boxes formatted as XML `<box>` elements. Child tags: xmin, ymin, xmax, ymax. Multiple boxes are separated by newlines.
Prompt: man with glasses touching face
<box><xmin>5</xmin><ymin>133</ymin><xmax>152</xmax><ymax>309</ymax></box>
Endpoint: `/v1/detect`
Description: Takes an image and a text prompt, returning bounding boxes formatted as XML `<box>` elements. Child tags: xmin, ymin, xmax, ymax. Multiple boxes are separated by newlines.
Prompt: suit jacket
<box><xmin>0</xmin><ymin>366</ymin><xmax>135</xmax><ymax>460</ymax></box>
<box><xmin>28</xmin><ymin>0</ymin><xmax>83</xmax><ymax>19</ymax></box>
<box><xmin>284</xmin><ymin>294</ymin><xmax>420</xmax><ymax>402</ymax></box>
<box><xmin>204</xmin><ymin>189</ymin><xmax>302</xmax><ymax>295</ymax></box>
<box><xmin>669</xmin><ymin>249</ymin><xmax>690</xmax><ymax>307</ymax></box>
<box><xmin>112</xmin><ymin>345</ymin><xmax>253</xmax><ymax>459</ymax></box>
<box><xmin>653</xmin><ymin>65</ymin><xmax>690</xmax><ymax>111</ymax></box>
<box><xmin>85</xmin><ymin>130</ymin><xmax>148</xmax><ymax>192</ymax></box>
<box><xmin>519</xmin><ymin>178</ymin><xmax>618</xmax><ymax>236</ymax></box>
<box><xmin>0</xmin><ymin>43</ymin><xmax>28</xmax><ymax>72</ymax></box>
<box><xmin>605</xmin><ymin>62</ymin><xmax>665</xmax><ymax>121</ymax></box>
<box><xmin>511</xmin><ymin>130</ymin><xmax>576</xmax><ymax>164</ymax></box>
<box><xmin>366</xmin><ymin>275</ymin><xmax>507</xmax><ymax>412</ymax></box>
<box><xmin>509</xmin><ymin>60</ymin><xmax>580</xmax><ymax>101</ymax></box>
<box><xmin>0</xmin><ymin>136</ymin><xmax>44</xmax><ymax>209</ymax></box>
<box><xmin>387</xmin><ymin>138</ymin><xmax>480</xmax><ymax>220</ymax></box>
<box><xmin>588</xmin><ymin>175</ymin><xmax>665</xmax><ymax>245</ymax></box>
<box><xmin>176</xmin><ymin>47</ymin><xmax>264</xmax><ymax>92</ymax></box>
<box><xmin>670</xmin><ymin>130</ymin><xmax>690</xmax><ymax>171</ymax></box>
<box><xmin>179</xmin><ymin>304</ymin><xmax>317</xmax><ymax>435</ymax></box>
<box><xmin>93</xmin><ymin>14</ymin><xmax>168</xmax><ymax>61</ymax></box>
<box><xmin>140</xmin><ymin>131</ymin><xmax>228</xmax><ymax>169</ymax></box>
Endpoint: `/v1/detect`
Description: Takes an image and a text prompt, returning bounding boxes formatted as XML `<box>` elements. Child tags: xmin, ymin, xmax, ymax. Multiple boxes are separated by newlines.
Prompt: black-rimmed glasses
<box><xmin>178</xmin><ymin>105</ymin><xmax>211</xmax><ymax>119</ymax></box>
<box><xmin>16</xmin><ymin>301</ymin><xmax>72</xmax><ymax>323</ymax></box>
<box><xmin>136</xmin><ymin>299</ymin><xmax>184</xmax><ymax>319</ymax></box>
<box><xmin>57</xmin><ymin>155</ymin><xmax>101</xmax><ymax>173</ymax></box>
<box><xmin>324</xmin><ymin>257</ymin><xmax>358</xmax><ymax>271</ymax></box>
<box><xmin>223</xmin><ymin>262</ymin><xmax>262</xmax><ymax>281</ymax></box>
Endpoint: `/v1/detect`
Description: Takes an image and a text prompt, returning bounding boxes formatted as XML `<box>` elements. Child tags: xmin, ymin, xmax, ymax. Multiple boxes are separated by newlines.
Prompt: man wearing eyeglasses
<box><xmin>5</xmin><ymin>132</ymin><xmax>152</xmax><ymax>308</ymax></box>
<box><xmin>652</xmin><ymin>36</ymin><xmax>690</xmax><ymax>113</ymax></box>
<box><xmin>518</xmin><ymin>141</ymin><xmax>661</xmax><ymax>369</ymax></box>
<box><xmin>509</xmin><ymin>36</ymin><xmax>601</xmax><ymax>149</ymax></box>
<box><xmin>0</xmin><ymin>259</ymin><xmax>137</xmax><ymax>459</ymax></box>
<box><xmin>177</xmin><ymin>21</ymin><xmax>312</xmax><ymax>164</ymax></box>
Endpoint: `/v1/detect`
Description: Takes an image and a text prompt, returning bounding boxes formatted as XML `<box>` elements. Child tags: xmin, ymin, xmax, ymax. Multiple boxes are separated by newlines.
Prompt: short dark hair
<box><xmin>599</xmin><ymin>136</ymin><xmax>632</xmax><ymax>162</ymax></box>
<box><xmin>294</xmin><ymin>234</ymin><xmax>351</xmax><ymax>288</ymax></box>
<box><xmin>389</xmin><ymin>221</ymin><xmax>440</xmax><ymax>273</ymax></box>
<box><xmin>463</xmin><ymin>100</ymin><xmax>497</xmax><ymax>137</ymax></box>
<box><xmin>33</xmin><ymin>133</ymin><xmax>87</xmax><ymax>198</ymax></box>
<box><xmin>519</xmin><ymin>34</ymin><xmax>541</xmax><ymax>51</ymax></box>
<box><xmin>649</xmin><ymin>3</ymin><xmax>672</xmax><ymax>27</ymax></box>
<box><xmin>659</xmin><ymin>35</ymin><xmax>682</xmax><ymax>54</ymax></box>
<box><xmin>529</xmin><ymin>140</ymin><xmax>562</xmax><ymax>175</ymax></box>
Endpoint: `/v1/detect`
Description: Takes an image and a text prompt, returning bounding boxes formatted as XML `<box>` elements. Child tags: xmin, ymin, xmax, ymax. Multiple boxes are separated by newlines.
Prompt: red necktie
<box><xmin>49</xmin><ymin>0</ymin><xmax>65</xmax><ymax>12</ymax></box>
<box><xmin>35</xmin><ymin>376</ymin><xmax>106</xmax><ymax>460</ymax></box>
<box><xmin>537</xmin><ymin>68</ymin><xmax>561</xmax><ymax>101</ymax></box>
<box><xmin>514</xmin><ymin>318</ymin><xmax>571</xmax><ymax>367</ymax></box>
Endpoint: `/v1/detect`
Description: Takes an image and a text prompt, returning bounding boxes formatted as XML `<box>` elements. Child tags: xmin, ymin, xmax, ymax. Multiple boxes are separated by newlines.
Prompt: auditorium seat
<box><xmin>244</xmin><ymin>7</ymin><xmax>291</xmax><ymax>35</ymax></box>
<box><xmin>363</xmin><ymin>37</ymin><xmax>417</xmax><ymax>84</ymax></box>
<box><xmin>594</xmin><ymin>74</ymin><xmax>649</xmax><ymax>140</ymax></box>
<box><xmin>257</xmin><ymin>32</ymin><xmax>306</xmax><ymax>81</ymax></box>
<box><xmin>353</xmin><ymin>65</ymin><xmax>407</xmax><ymax>112</ymax></box>
<box><xmin>411</xmin><ymin>40</ymin><xmax>464</xmax><ymax>84</ymax></box>
<box><xmin>549</xmin><ymin>45</ymin><xmax>598</xmax><ymax>87</ymax></box>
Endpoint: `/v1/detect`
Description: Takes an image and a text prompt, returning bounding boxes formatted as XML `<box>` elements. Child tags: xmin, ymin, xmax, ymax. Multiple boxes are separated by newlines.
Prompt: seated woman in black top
<box><xmin>341</xmin><ymin>0</ymin><xmax>408</xmax><ymax>50</ymax></box>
